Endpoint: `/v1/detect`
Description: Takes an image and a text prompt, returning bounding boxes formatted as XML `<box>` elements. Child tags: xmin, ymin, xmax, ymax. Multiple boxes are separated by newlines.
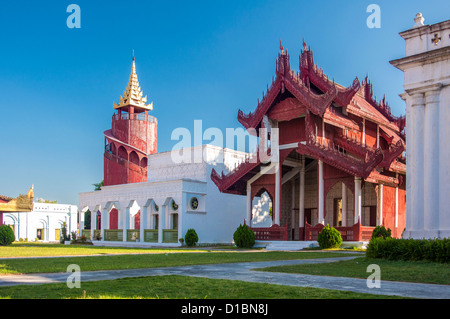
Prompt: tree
<box><xmin>93</xmin><ymin>179</ymin><xmax>104</xmax><ymax>191</ymax></box>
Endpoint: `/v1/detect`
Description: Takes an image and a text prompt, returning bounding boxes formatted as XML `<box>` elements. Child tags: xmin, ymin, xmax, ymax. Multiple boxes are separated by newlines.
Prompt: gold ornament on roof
<box><xmin>113</xmin><ymin>54</ymin><xmax>153</xmax><ymax>111</ymax></box>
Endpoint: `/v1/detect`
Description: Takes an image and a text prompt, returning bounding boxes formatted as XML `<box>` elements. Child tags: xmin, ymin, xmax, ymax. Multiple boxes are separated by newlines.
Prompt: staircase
<box><xmin>261</xmin><ymin>241</ymin><xmax>319</xmax><ymax>251</ymax></box>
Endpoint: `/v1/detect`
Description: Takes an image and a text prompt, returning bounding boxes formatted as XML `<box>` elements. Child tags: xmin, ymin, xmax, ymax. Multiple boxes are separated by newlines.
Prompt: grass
<box><xmin>0</xmin><ymin>250</ymin><xmax>354</xmax><ymax>275</ymax></box>
<box><xmin>0</xmin><ymin>242</ymin><xmax>204</xmax><ymax>258</ymax></box>
<box><xmin>0</xmin><ymin>275</ymin><xmax>406</xmax><ymax>299</ymax></box>
<box><xmin>259</xmin><ymin>256</ymin><xmax>450</xmax><ymax>285</ymax></box>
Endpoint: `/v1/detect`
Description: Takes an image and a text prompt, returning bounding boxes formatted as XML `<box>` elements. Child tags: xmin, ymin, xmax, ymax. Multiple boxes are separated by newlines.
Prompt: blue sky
<box><xmin>0</xmin><ymin>0</ymin><xmax>448</xmax><ymax>205</ymax></box>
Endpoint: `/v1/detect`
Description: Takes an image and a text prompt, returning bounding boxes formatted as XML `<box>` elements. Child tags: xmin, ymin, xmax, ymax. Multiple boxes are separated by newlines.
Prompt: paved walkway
<box><xmin>0</xmin><ymin>256</ymin><xmax>449</xmax><ymax>299</ymax></box>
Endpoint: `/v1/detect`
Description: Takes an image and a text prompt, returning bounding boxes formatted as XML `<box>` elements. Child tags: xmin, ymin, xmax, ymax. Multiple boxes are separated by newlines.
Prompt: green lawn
<box><xmin>259</xmin><ymin>256</ymin><xmax>450</xmax><ymax>285</ymax></box>
<box><xmin>0</xmin><ymin>242</ymin><xmax>204</xmax><ymax>258</ymax></box>
<box><xmin>0</xmin><ymin>275</ymin><xmax>405</xmax><ymax>299</ymax></box>
<box><xmin>0</xmin><ymin>250</ymin><xmax>355</xmax><ymax>275</ymax></box>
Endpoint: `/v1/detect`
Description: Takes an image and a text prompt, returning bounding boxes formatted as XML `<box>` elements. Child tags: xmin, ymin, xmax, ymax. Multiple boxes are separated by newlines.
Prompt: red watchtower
<box><xmin>103</xmin><ymin>55</ymin><xmax>157</xmax><ymax>186</ymax></box>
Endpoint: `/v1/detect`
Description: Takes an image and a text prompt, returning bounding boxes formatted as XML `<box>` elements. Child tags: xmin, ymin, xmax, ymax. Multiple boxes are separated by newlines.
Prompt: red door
<box><xmin>110</xmin><ymin>208</ymin><xmax>118</xmax><ymax>229</ymax></box>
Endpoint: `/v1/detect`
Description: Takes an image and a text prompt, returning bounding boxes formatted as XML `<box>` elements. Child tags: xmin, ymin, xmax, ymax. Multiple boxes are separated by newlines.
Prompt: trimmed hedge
<box><xmin>233</xmin><ymin>224</ymin><xmax>255</xmax><ymax>248</ymax></box>
<box><xmin>366</xmin><ymin>237</ymin><xmax>450</xmax><ymax>263</ymax></box>
<box><xmin>185</xmin><ymin>228</ymin><xmax>199</xmax><ymax>247</ymax></box>
<box><xmin>0</xmin><ymin>225</ymin><xmax>15</xmax><ymax>246</ymax></box>
<box><xmin>317</xmin><ymin>224</ymin><xmax>342</xmax><ymax>249</ymax></box>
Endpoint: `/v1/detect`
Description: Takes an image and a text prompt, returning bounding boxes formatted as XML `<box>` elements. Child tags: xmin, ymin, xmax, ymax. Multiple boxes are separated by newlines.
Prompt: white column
<box><xmin>318</xmin><ymin>160</ymin><xmax>324</xmax><ymax>225</ymax></box>
<box><xmin>354</xmin><ymin>177</ymin><xmax>362</xmax><ymax>224</ymax></box>
<box><xmin>342</xmin><ymin>183</ymin><xmax>347</xmax><ymax>227</ymax></box>
<box><xmin>378</xmin><ymin>184</ymin><xmax>383</xmax><ymax>226</ymax></box>
<box><xmin>90</xmin><ymin>207</ymin><xmax>97</xmax><ymax>240</ymax></box>
<box><xmin>158</xmin><ymin>205</ymin><xmax>166</xmax><ymax>243</ymax></box>
<box><xmin>298</xmin><ymin>157</ymin><xmax>305</xmax><ymax>228</ymax></box>
<box><xmin>411</xmin><ymin>93</ymin><xmax>425</xmax><ymax>232</ymax></box>
<box><xmin>275</xmin><ymin>162</ymin><xmax>281</xmax><ymax>225</ymax></box>
<box><xmin>376</xmin><ymin>124</ymin><xmax>380</xmax><ymax>148</ymax></box>
<box><xmin>140</xmin><ymin>203</ymin><xmax>148</xmax><ymax>243</ymax></box>
<box><xmin>123</xmin><ymin>206</ymin><xmax>129</xmax><ymax>242</ymax></box>
<box><xmin>78</xmin><ymin>208</ymin><xmax>85</xmax><ymax>235</ymax></box>
<box><xmin>424</xmin><ymin>89</ymin><xmax>440</xmax><ymax>234</ymax></box>
<box><xmin>246</xmin><ymin>182</ymin><xmax>252</xmax><ymax>227</ymax></box>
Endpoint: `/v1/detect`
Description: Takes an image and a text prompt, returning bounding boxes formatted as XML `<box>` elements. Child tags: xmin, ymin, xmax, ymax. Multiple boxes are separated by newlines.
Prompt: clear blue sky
<box><xmin>0</xmin><ymin>0</ymin><xmax>448</xmax><ymax>205</ymax></box>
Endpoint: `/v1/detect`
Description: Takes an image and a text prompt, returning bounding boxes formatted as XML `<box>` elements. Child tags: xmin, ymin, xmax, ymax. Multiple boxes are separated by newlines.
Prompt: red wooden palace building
<box><xmin>211</xmin><ymin>41</ymin><xmax>406</xmax><ymax>242</ymax></box>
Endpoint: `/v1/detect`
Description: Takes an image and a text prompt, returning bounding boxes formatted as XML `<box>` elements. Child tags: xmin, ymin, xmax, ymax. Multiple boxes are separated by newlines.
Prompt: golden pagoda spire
<box><xmin>114</xmin><ymin>53</ymin><xmax>153</xmax><ymax>111</ymax></box>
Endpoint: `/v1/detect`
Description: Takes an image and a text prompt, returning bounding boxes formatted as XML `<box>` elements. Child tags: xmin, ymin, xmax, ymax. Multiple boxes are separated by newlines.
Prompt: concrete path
<box><xmin>0</xmin><ymin>256</ymin><xmax>449</xmax><ymax>299</ymax></box>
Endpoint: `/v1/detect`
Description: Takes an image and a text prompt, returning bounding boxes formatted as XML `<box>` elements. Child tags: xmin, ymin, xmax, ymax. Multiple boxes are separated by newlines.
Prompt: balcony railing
<box><xmin>112</xmin><ymin>113</ymin><xmax>157</xmax><ymax>123</ymax></box>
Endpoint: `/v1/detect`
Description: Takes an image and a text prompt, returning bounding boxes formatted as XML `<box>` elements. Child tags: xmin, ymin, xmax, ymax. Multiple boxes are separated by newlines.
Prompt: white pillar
<box><xmin>318</xmin><ymin>160</ymin><xmax>324</xmax><ymax>225</ymax></box>
<box><xmin>411</xmin><ymin>93</ymin><xmax>425</xmax><ymax>232</ymax></box>
<box><xmin>298</xmin><ymin>157</ymin><xmax>305</xmax><ymax>228</ymax></box>
<box><xmin>275</xmin><ymin>162</ymin><xmax>281</xmax><ymax>225</ymax></box>
<box><xmin>158</xmin><ymin>205</ymin><xmax>166</xmax><ymax>243</ymax></box>
<box><xmin>246</xmin><ymin>182</ymin><xmax>252</xmax><ymax>227</ymax></box>
<box><xmin>354</xmin><ymin>177</ymin><xmax>362</xmax><ymax>224</ymax></box>
<box><xmin>140</xmin><ymin>203</ymin><xmax>147</xmax><ymax>243</ymax></box>
<box><xmin>123</xmin><ymin>206</ymin><xmax>129</xmax><ymax>242</ymax></box>
<box><xmin>342</xmin><ymin>183</ymin><xmax>347</xmax><ymax>227</ymax></box>
<box><xmin>90</xmin><ymin>207</ymin><xmax>97</xmax><ymax>240</ymax></box>
<box><xmin>378</xmin><ymin>184</ymin><xmax>383</xmax><ymax>226</ymax></box>
<box><xmin>424</xmin><ymin>89</ymin><xmax>440</xmax><ymax>234</ymax></box>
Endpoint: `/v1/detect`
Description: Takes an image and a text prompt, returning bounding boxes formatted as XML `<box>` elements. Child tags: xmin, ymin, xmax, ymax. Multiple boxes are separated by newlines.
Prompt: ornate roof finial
<box><xmin>113</xmin><ymin>53</ymin><xmax>153</xmax><ymax>111</ymax></box>
<box><xmin>280</xmin><ymin>39</ymin><xmax>285</xmax><ymax>55</ymax></box>
<box><xmin>302</xmin><ymin>37</ymin><xmax>307</xmax><ymax>51</ymax></box>
<box><xmin>413</xmin><ymin>13</ymin><xmax>425</xmax><ymax>28</ymax></box>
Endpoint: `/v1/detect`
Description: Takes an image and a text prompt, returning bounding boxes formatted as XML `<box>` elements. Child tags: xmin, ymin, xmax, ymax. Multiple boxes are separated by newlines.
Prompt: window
<box><xmin>190</xmin><ymin>197</ymin><xmax>199</xmax><ymax>210</ymax></box>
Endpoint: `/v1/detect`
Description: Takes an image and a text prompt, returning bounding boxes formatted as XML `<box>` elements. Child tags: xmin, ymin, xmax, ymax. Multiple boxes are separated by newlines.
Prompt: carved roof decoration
<box><xmin>212</xmin><ymin>40</ymin><xmax>407</xmax><ymax>195</ymax></box>
<box><xmin>0</xmin><ymin>186</ymin><xmax>34</xmax><ymax>212</ymax></box>
<box><xmin>113</xmin><ymin>54</ymin><xmax>153</xmax><ymax>112</ymax></box>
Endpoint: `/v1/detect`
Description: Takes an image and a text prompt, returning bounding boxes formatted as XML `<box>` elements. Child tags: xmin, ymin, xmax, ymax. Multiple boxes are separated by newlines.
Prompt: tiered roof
<box><xmin>212</xmin><ymin>40</ymin><xmax>406</xmax><ymax>194</ymax></box>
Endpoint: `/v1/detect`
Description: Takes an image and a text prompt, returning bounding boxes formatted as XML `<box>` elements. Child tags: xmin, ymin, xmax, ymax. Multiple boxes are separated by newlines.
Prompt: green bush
<box><xmin>233</xmin><ymin>224</ymin><xmax>255</xmax><ymax>248</ymax></box>
<box><xmin>317</xmin><ymin>224</ymin><xmax>342</xmax><ymax>249</ymax></box>
<box><xmin>366</xmin><ymin>237</ymin><xmax>450</xmax><ymax>263</ymax></box>
<box><xmin>184</xmin><ymin>228</ymin><xmax>199</xmax><ymax>247</ymax></box>
<box><xmin>0</xmin><ymin>225</ymin><xmax>15</xmax><ymax>246</ymax></box>
<box><xmin>371</xmin><ymin>225</ymin><xmax>392</xmax><ymax>239</ymax></box>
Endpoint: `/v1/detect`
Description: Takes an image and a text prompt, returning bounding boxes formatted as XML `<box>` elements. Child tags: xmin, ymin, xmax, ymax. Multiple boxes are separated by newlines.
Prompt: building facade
<box><xmin>390</xmin><ymin>14</ymin><xmax>450</xmax><ymax>239</ymax></box>
<box><xmin>212</xmin><ymin>41</ymin><xmax>407</xmax><ymax>242</ymax></box>
<box><xmin>3</xmin><ymin>202</ymin><xmax>78</xmax><ymax>242</ymax></box>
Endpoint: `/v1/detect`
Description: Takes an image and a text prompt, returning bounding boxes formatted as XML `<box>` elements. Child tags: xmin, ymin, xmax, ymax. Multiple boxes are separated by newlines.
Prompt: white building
<box><xmin>3</xmin><ymin>202</ymin><xmax>78</xmax><ymax>242</ymax></box>
<box><xmin>78</xmin><ymin>145</ymin><xmax>248</xmax><ymax>245</ymax></box>
<box><xmin>390</xmin><ymin>14</ymin><xmax>450</xmax><ymax>239</ymax></box>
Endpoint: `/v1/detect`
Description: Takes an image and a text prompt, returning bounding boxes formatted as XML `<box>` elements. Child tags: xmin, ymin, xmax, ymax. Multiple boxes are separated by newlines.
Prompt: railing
<box><xmin>250</xmin><ymin>221</ymin><xmax>289</xmax><ymax>241</ymax></box>
<box><xmin>104</xmin><ymin>229</ymin><xmax>123</xmax><ymax>241</ymax></box>
<box><xmin>82</xmin><ymin>229</ymin><xmax>91</xmax><ymax>239</ymax></box>
<box><xmin>303</xmin><ymin>223</ymin><xmax>375</xmax><ymax>241</ymax></box>
<box><xmin>144</xmin><ymin>229</ymin><xmax>158</xmax><ymax>243</ymax></box>
<box><xmin>163</xmin><ymin>229</ymin><xmax>178</xmax><ymax>243</ymax></box>
<box><xmin>127</xmin><ymin>229</ymin><xmax>140</xmax><ymax>242</ymax></box>
<box><xmin>112</xmin><ymin>113</ymin><xmax>157</xmax><ymax>123</ymax></box>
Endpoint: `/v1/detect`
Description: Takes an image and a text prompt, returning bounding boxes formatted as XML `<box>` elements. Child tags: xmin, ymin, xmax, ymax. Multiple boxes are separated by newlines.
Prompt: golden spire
<box><xmin>114</xmin><ymin>53</ymin><xmax>153</xmax><ymax>111</ymax></box>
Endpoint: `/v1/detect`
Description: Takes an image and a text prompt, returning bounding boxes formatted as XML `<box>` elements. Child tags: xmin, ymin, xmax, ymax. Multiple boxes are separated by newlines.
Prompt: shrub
<box><xmin>184</xmin><ymin>228</ymin><xmax>199</xmax><ymax>247</ymax></box>
<box><xmin>0</xmin><ymin>225</ymin><xmax>15</xmax><ymax>246</ymax></box>
<box><xmin>366</xmin><ymin>237</ymin><xmax>450</xmax><ymax>263</ymax></box>
<box><xmin>317</xmin><ymin>224</ymin><xmax>342</xmax><ymax>249</ymax></box>
<box><xmin>233</xmin><ymin>224</ymin><xmax>255</xmax><ymax>248</ymax></box>
<box><xmin>371</xmin><ymin>226</ymin><xmax>392</xmax><ymax>240</ymax></box>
